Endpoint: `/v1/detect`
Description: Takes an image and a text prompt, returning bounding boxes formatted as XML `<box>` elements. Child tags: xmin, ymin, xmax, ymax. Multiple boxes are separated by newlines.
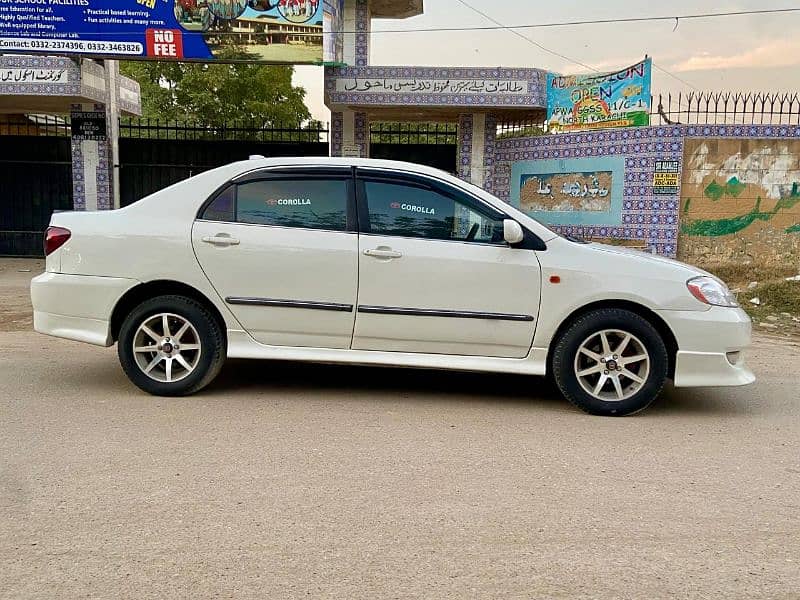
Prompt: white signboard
<box><xmin>336</xmin><ymin>78</ymin><xmax>529</xmax><ymax>95</ymax></box>
<box><xmin>341</xmin><ymin>144</ymin><xmax>362</xmax><ymax>157</ymax></box>
<box><xmin>0</xmin><ymin>68</ymin><xmax>69</xmax><ymax>84</ymax></box>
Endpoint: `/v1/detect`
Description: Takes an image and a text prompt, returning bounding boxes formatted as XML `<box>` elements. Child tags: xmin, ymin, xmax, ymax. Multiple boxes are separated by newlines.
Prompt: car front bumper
<box><xmin>31</xmin><ymin>272</ymin><xmax>139</xmax><ymax>347</ymax></box>
<box><xmin>657</xmin><ymin>306</ymin><xmax>756</xmax><ymax>388</ymax></box>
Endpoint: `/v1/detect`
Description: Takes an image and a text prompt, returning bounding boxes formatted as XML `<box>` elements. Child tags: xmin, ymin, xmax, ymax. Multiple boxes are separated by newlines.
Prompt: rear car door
<box><xmin>192</xmin><ymin>167</ymin><xmax>358</xmax><ymax>349</ymax></box>
<box><xmin>353</xmin><ymin>169</ymin><xmax>542</xmax><ymax>358</ymax></box>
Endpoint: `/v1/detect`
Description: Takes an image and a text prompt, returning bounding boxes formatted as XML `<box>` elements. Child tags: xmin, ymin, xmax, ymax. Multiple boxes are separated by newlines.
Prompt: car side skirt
<box><xmin>226</xmin><ymin>330</ymin><xmax>549</xmax><ymax>376</ymax></box>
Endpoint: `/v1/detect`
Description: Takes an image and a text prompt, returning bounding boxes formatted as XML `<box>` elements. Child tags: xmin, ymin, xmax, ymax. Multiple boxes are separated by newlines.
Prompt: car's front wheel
<box><xmin>118</xmin><ymin>295</ymin><xmax>226</xmax><ymax>396</ymax></box>
<box><xmin>552</xmin><ymin>308</ymin><xmax>668</xmax><ymax>416</ymax></box>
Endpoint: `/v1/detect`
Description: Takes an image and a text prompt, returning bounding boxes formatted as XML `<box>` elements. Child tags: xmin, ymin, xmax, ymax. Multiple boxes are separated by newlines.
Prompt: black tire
<box><xmin>551</xmin><ymin>308</ymin><xmax>668</xmax><ymax>416</ymax></box>
<box><xmin>117</xmin><ymin>295</ymin><xmax>226</xmax><ymax>396</ymax></box>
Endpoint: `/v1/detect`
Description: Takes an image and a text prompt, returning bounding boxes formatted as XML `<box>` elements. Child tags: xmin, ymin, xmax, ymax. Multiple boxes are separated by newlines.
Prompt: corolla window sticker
<box><xmin>266</xmin><ymin>197</ymin><xmax>312</xmax><ymax>207</ymax></box>
<box><xmin>389</xmin><ymin>201</ymin><xmax>436</xmax><ymax>215</ymax></box>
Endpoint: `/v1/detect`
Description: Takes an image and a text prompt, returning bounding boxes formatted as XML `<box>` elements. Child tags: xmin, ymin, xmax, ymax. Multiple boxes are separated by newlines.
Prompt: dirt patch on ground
<box><xmin>0</xmin><ymin>258</ymin><xmax>43</xmax><ymax>333</ymax></box>
<box><xmin>705</xmin><ymin>262</ymin><xmax>800</xmax><ymax>338</ymax></box>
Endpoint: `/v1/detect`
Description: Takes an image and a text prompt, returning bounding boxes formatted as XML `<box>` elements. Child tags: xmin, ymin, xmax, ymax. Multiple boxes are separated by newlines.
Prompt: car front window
<box><xmin>362</xmin><ymin>180</ymin><xmax>504</xmax><ymax>243</ymax></box>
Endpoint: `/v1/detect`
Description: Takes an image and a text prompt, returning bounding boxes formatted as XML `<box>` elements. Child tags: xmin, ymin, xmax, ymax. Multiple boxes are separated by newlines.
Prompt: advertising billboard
<box><xmin>547</xmin><ymin>58</ymin><xmax>652</xmax><ymax>133</ymax></box>
<box><xmin>0</xmin><ymin>0</ymin><xmax>332</xmax><ymax>64</ymax></box>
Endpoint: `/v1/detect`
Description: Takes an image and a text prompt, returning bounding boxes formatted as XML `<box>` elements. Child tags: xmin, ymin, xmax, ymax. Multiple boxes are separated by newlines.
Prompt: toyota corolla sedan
<box><xmin>31</xmin><ymin>157</ymin><xmax>755</xmax><ymax>416</ymax></box>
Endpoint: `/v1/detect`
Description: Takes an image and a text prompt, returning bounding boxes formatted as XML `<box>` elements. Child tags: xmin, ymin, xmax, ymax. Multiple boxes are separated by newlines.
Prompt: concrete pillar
<box><xmin>342</xmin><ymin>0</ymin><xmax>357</xmax><ymax>65</ymax></box>
<box><xmin>354</xmin><ymin>0</ymin><xmax>371</xmax><ymax>67</ymax></box>
<box><xmin>70</xmin><ymin>103</ymin><xmax>112</xmax><ymax>211</ymax></box>
<box><xmin>457</xmin><ymin>112</ymin><xmax>497</xmax><ymax>192</ymax></box>
<box><xmin>342</xmin><ymin>0</ymin><xmax>371</xmax><ymax>66</ymax></box>
<box><xmin>331</xmin><ymin>109</ymin><xmax>369</xmax><ymax>158</ymax></box>
<box><xmin>104</xmin><ymin>59</ymin><xmax>121</xmax><ymax>209</ymax></box>
<box><xmin>483</xmin><ymin>113</ymin><xmax>497</xmax><ymax>194</ymax></box>
<box><xmin>457</xmin><ymin>114</ymin><xmax>473</xmax><ymax>182</ymax></box>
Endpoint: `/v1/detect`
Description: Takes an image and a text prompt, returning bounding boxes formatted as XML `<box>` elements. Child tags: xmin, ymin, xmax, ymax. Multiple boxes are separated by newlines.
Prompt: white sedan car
<box><xmin>31</xmin><ymin>157</ymin><xmax>754</xmax><ymax>416</ymax></box>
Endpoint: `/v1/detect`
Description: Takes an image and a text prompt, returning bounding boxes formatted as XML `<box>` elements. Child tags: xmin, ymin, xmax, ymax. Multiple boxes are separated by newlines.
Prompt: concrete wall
<box><xmin>679</xmin><ymin>136</ymin><xmax>800</xmax><ymax>267</ymax></box>
<box><xmin>494</xmin><ymin>126</ymin><xmax>685</xmax><ymax>257</ymax></box>
<box><xmin>494</xmin><ymin>124</ymin><xmax>800</xmax><ymax>267</ymax></box>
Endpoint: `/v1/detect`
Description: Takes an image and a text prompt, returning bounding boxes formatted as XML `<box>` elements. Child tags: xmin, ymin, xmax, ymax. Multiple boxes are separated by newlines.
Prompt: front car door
<box><xmin>353</xmin><ymin>169</ymin><xmax>542</xmax><ymax>358</ymax></box>
<box><xmin>192</xmin><ymin>167</ymin><xmax>358</xmax><ymax>349</ymax></box>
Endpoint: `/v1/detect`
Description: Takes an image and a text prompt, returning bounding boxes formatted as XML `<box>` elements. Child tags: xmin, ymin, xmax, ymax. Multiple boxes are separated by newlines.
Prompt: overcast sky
<box><xmin>294</xmin><ymin>0</ymin><xmax>800</xmax><ymax>122</ymax></box>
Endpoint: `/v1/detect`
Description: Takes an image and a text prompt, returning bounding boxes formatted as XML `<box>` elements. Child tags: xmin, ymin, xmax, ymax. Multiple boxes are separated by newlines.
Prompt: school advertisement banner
<box><xmin>547</xmin><ymin>58</ymin><xmax>652</xmax><ymax>133</ymax></box>
<box><xmin>0</xmin><ymin>0</ymin><xmax>332</xmax><ymax>65</ymax></box>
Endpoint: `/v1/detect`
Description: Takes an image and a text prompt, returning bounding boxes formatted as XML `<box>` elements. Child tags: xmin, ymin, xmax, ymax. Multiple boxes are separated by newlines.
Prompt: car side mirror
<box><xmin>503</xmin><ymin>220</ymin><xmax>525</xmax><ymax>245</ymax></box>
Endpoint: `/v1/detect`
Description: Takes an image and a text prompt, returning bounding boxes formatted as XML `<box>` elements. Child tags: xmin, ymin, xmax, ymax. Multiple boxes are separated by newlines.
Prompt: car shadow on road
<box><xmin>206</xmin><ymin>359</ymin><xmax>755</xmax><ymax>417</ymax></box>
<box><xmin>52</xmin><ymin>351</ymin><xmax>755</xmax><ymax>417</ymax></box>
<box><xmin>210</xmin><ymin>359</ymin><xmax>567</xmax><ymax>410</ymax></box>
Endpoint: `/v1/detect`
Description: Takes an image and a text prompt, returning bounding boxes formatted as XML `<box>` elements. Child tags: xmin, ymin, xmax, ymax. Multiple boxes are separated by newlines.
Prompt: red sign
<box><xmin>145</xmin><ymin>29</ymin><xmax>184</xmax><ymax>59</ymax></box>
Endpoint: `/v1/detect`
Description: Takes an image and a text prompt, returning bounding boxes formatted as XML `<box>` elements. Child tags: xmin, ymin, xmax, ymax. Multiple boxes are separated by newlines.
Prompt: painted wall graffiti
<box><xmin>519</xmin><ymin>171</ymin><xmax>612</xmax><ymax>213</ymax></box>
<box><xmin>509</xmin><ymin>156</ymin><xmax>626</xmax><ymax>227</ymax></box>
<box><xmin>679</xmin><ymin>138</ymin><xmax>800</xmax><ymax>265</ymax></box>
<box><xmin>492</xmin><ymin>125</ymin><xmax>800</xmax><ymax>263</ymax></box>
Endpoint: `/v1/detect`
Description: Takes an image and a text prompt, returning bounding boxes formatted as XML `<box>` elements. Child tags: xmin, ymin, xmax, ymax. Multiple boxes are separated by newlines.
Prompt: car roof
<box><xmin>233</xmin><ymin>156</ymin><xmax>455</xmax><ymax>178</ymax></box>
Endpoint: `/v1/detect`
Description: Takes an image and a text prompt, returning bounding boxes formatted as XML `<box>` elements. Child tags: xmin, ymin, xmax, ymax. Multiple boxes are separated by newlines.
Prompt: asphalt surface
<box><xmin>1</xmin><ymin>259</ymin><xmax>799</xmax><ymax>599</ymax></box>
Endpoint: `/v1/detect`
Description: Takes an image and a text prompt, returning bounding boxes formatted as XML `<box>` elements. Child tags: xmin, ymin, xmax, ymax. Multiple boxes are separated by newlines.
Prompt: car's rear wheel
<box><xmin>552</xmin><ymin>308</ymin><xmax>668</xmax><ymax>416</ymax></box>
<box><xmin>118</xmin><ymin>295</ymin><xmax>226</xmax><ymax>396</ymax></box>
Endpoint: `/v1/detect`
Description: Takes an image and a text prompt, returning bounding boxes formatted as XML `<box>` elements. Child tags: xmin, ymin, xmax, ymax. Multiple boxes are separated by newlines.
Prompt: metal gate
<box><xmin>369</xmin><ymin>123</ymin><xmax>458</xmax><ymax>174</ymax></box>
<box><xmin>119</xmin><ymin>120</ymin><xmax>330</xmax><ymax>206</ymax></box>
<box><xmin>0</xmin><ymin>118</ymin><xmax>73</xmax><ymax>256</ymax></box>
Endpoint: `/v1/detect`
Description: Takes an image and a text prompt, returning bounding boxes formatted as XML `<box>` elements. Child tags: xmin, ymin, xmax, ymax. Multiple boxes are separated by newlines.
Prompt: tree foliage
<box><xmin>120</xmin><ymin>53</ymin><xmax>311</xmax><ymax>127</ymax></box>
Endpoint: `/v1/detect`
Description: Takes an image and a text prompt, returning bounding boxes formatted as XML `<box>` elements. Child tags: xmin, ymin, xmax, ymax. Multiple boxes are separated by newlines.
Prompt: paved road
<box><xmin>1</xmin><ymin>260</ymin><xmax>799</xmax><ymax>599</ymax></box>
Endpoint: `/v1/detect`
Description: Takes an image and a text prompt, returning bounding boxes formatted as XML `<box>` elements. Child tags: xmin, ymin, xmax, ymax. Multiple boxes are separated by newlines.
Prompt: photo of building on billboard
<box><xmin>174</xmin><ymin>0</ymin><xmax>323</xmax><ymax>62</ymax></box>
<box><xmin>0</xmin><ymin>0</ymin><xmax>331</xmax><ymax>65</ymax></box>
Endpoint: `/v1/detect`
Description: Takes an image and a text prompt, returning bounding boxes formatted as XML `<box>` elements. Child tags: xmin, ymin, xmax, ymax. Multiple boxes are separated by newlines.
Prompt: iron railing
<box><xmin>370</xmin><ymin>122</ymin><xmax>458</xmax><ymax>145</ymax></box>
<box><xmin>6</xmin><ymin>92</ymin><xmax>800</xmax><ymax>142</ymax></box>
<box><xmin>118</xmin><ymin>118</ymin><xmax>329</xmax><ymax>142</ymax></box>
<box><xmin>496</xmin><ymin>118</ymin><xmax>548</xmax><ymax>139</ymax></box>
<box><xmin>0</xmin><ymin>115</ymin><xmax>71</xmax><ymax>137</ymax></box>
<box><xmin>0</xmin><ymin>115</ymin><xmax>329</xmax><ymax>141</ymax></box>
<box><xmin>652</xmin><ymin>92</ymin><xmax>800</xmax><ymax>126</ymax></box>
<box><xmin>497</xmin><ymin>93</ymin><xmax>800</xmax><ymax>133</ymax></box>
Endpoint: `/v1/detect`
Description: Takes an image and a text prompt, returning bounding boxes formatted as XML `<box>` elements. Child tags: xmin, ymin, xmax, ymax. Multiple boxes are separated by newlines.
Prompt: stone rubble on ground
<box><xmin>750</xmin><ymin>297</ymin><xmax>761</xmax><ymax>306</ymax></box>
<box><xmin>785</xmin><ymin>275</ymin><xmax>800</xmax><ymax>282</ymax></box>
<box><xmin>766</xmin><ymin>315</ymin><xmax>779</xmax><ymax>322</ymax></box>
<box><xmin>748</xmin><ymin>281</ymin><xmax>759</xmax><ymax>289</ymax></box>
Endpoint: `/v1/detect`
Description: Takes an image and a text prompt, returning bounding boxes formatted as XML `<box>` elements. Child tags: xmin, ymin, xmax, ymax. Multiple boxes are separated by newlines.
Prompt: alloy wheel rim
<box><xmin>132</xmin><ymin>313</ymin><xmax>202</xmax><ymax>383</ymax></box>
<box><xmin>574</xmin><ymin>329</ymin><xmax>650</xmax><ymax>402</ymax></box>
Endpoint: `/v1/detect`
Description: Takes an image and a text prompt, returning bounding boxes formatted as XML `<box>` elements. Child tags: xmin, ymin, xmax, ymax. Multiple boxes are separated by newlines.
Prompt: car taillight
<box><xmin>44</xmin><ymin>226</ymin><xmax>71</xmax><ymax>256</ymax></box>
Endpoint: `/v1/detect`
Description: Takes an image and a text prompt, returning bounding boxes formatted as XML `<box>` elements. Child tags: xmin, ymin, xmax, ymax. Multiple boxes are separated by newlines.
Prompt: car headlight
<box><xmin>687</xmin><ymin>276</ymin><xmax>739</xmax><ymax>308</ymax></box>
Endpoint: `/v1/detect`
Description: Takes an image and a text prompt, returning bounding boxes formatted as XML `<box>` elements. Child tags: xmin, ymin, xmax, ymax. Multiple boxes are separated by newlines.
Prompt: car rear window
<box><xmin>201</xmin><ymin>178</ymin><xmax>349</xmax><ymax>232</ymax></box>
<box><xmin>201</xmin><ymin>186</ymin><xmax>235</xmax><ymax>222</ymax></box>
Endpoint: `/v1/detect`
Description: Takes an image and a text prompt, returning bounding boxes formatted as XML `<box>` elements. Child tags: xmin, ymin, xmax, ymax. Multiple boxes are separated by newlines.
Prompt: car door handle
<box><xmin>363</xmin><ymin>247</ymin><xmax>403</xmax><ymax>260</ymax></box>
<box><xmin>202</xmin><ymin>234</ymin><xmax>240</xmax><ymax>247</ymax></box>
